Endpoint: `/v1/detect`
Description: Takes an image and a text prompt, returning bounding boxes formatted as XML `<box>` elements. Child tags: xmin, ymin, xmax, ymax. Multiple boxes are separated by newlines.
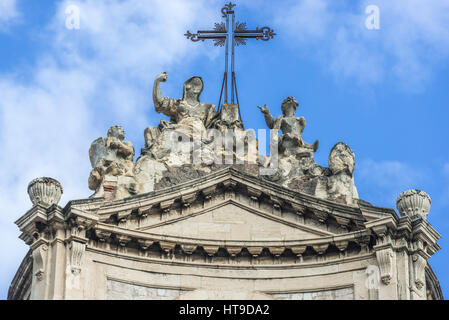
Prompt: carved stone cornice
<box><xmin>15</xmin><ymin>205</ymin><xmax>48</xmax><ymax>236</ymax></box>
<box><xmin>313</xmin><ymin>243</ymin><xmax>329</xmax><ymax>255</ymax></box>
<box><xmin>12</xmin><ymin>168</ymin><xmax>442</xmax><ymax>301</ymax></box>
<box><xmin>288</xmin><ymin>246</ymin><xmax>307</xmax><ymax>257</ymax></box>
<box><xmin>160</xmin><ymin>199</ymin><xmax>175</xmax><ymax>214</ymax></box>
<box><xmin>365</xmin><ymin>216</ymin><xmax>397</xmax><ymax>237</ymax></box>
<box><xmin>181</xmin><ymin>192</ymin><xmax>197</xmax><ymax>207</ymax></box>
<box><xmin>87</xmin><ymin>221</ymin><xmax>372</xmax><ymax>263</ymax></box>
<box><xmin>410</xmin><ymin>219</ymin><xmax>441</xmax><ymax>255</ymax></box>
<box><xmin>365</xmin><ymin>213</ymin><xmax>441</xmax><ymax>261</ymax></box>
<box><xmin>334</xmin><ymin>240</ymin><xmax>349</xmax><ymax>252</ymax></box>
<box><xmin>88</xmin><ymin>168</ymin><xmax>366</xmax><ymax>229</ymax></box>
<box><xmin>95</xmin><ymin>229</ymin><xmax>112</xmax><ymax>242</ymax></box>
<box><xmin>203</xmin><ymin>245</ymin><xmax>219</xmax><ymax>256</ymax></box>
<box><xmin>116</xmin><ymin>234</ymin><xmax>132</xmax><ymax>247</ymax></box>
<box><xmin>138</xmin><ymin>239</ymin><xmax>154</xmax><ymax>250</ymax></box>
<box><xmin>358</xmin><ymin>200</ymin><xmax>399</xmax><ymax>222</ymax></box>
<box><xmin>246</xmin><ymin>186</ymin><xmax>262</xmax><ymax>200</ymax></box>
<box><xmin>137</xmin><ymin>205</ymin><xmax>152</xmax><ymax>219</ymax></box>
<box><xmin>64</xmin><ymin>207</ymin><xmax>98</xmax><ymax>228</ymax></box>
<box><xmin>13</xmin><ymin>167</ymin><xmax>382</xmax><ymax>265</ymax></box>
<box><xmin>117</xmin><ymin>209</ymin><xmax>133</xmax><ymax>222</ymax></box>
<box><xmin>46</xmin><ymin>205</ymin><xmax>65</xmax><ymax>225</ymax></box>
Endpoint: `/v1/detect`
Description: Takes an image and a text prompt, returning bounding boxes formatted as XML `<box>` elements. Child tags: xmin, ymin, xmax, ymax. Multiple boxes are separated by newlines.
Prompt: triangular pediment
<box><xmin>138</xmin><ymin>200</ymin><xmax>332</xmax><ymax>241</ymax></box>
<box><xmin>80</xmin><ymin>167</ymin><xmax>367</xmax><ymax>244</ymax></box>
<box><xmin>62</xmin><ymin>169</ymin><xmax>378</xmax><ymax>261</ymax></box>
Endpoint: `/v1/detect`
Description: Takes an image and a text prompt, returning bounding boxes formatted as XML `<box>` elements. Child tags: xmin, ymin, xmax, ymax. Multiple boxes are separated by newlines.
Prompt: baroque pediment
<box><xmin>85</xmin><ymin>167</ymin><xmax>366</xmax><ymax>235</ymax></box>
<box><xmin>138</xmin><ymin>201</ymin><xmax>332</xmax><ymax>241</ymax></box>
<box><xmin>48</xmin><ymin>167</ymin><xmax>377</xmax><ymax>261</ymax></box>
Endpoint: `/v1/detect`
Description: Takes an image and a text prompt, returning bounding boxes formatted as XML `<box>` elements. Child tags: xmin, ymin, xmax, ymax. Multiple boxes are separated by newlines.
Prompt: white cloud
<box><xmin>356</xmin><ymin>159</ymin><xmax>427</xmax><ymax>205</ymax></box>
<box><xmin>275</xmin><ymin>0</ymin><xmax>331</xmax><ymax>41</ymax></box>
<box><xmin>357</xmin><ymin>161</ymin><xmax>449</xmax><ymax>212</ymax></box>
<box><xmin>0</xmin><ymin>0</ymin><xmax>219</xmax><ymax>298</ymax></box>
<box><xmin>274</xmin><ymin>0</ymin><xmax>449</xmax><ymax>89</ymax></box>
<box><xmin>0</xmin><ymin>0</ymin><xmax>19</xmax><ymax>30</ymax></box>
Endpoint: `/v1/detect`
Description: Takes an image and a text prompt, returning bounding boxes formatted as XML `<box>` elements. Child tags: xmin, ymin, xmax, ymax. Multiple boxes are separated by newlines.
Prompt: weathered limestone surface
<box><xmin>107</xmin><ymin>279</ymin><xmax>354</xmax><ymax>300</ymax></box>
<box><xmin>9</xmin><ymin>73</ymin><xmax>443</xmax><ymax>300</ymax></box>
<box><xmin>107</xmin><ymin>280</ymin><xmax>185</xmax><ymax>300</ymax></box>
<box><xmin>273</xmin><ymin>287</ymin><xmax>354</xmax><ymax>300</ymax></box>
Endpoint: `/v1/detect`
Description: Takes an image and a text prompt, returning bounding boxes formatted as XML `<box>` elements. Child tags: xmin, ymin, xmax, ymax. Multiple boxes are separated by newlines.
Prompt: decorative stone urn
<box><xmin>396</xmin><ymin>189</ymin><xmax>431</xmax><ymax>220</ymax></box>
<box><xmin>27</xmin><ymin>177</ymin><xmax>63</xmax><ymax>207</ymax></box>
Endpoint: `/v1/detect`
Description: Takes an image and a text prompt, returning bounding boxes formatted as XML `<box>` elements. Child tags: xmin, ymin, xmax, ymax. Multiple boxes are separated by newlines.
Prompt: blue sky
<box><xmin>0</xmin><ymin>0</ymin><xmax>448</xmax><ymax>299</ymax></box>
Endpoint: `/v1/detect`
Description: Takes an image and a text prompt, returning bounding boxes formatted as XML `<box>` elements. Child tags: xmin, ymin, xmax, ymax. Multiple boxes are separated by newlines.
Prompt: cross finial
<box><xmin>221</xmin><ymin>2</ymin><xmax>236</xmax><ymax>17</ymax></box>
<box><xmin>185</xmin><ymin>3</ymin><xmax>276</xmax><ymax>120</ymax></box>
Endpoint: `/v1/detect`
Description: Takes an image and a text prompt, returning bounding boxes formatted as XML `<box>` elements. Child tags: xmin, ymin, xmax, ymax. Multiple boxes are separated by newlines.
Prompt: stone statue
<box><xmin>326</xmin><ymin>142</ymin><xmax>358</xmax><ymax>203</ymax></box>
<box><xmin>143</xmin><ymin>126</ymin><xmax>161</xmax><ymax>150</ymax></box>
<box><xmin>210</xmin><ymin>103</ymin><xmax>244</xmax><ymax>131</ymax></box>
<box><xmin>153</xmin><ymin>72</ymin><xmax>217</xmax><ymax>131</ymax></box>
<box><xmin>328</xmin><ymin>142</ymin><xmax>355</xmax><ymax>177</ymax></box>
<box><xmin>258</xmin><ymin>97</ymin><xmax>319</xmax><ymax>157</ymax></box>
<box><xmin>88</xmin><ymin>125</ymin><xmax>135</xmax><ymax>191</ymax></box>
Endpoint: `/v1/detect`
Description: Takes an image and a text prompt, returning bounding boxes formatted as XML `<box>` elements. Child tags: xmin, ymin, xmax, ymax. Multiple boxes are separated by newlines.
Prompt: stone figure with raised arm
<box><xmin>153</xmin><ymin>72</ymin><xmax>217</xmax><ymax>130</ymax></box>
<box><xmin>258</xmin><ymin>96</ymin><xmax>319</xmax><ymax>157</ymax></box>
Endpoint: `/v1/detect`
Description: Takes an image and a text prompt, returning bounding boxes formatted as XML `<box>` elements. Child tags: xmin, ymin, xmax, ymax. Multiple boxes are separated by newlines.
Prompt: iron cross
<box><xmin>185</xmin><ymin>2</ymin><xmax>276</xmax><ymax>119</ymax></box>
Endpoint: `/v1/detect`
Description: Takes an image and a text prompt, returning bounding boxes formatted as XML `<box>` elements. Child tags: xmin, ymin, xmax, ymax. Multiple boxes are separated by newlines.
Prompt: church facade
<box><xmin>8</xmin><ymin>72</ymin><xmax>443</xmax><ymax>300</ymax></box>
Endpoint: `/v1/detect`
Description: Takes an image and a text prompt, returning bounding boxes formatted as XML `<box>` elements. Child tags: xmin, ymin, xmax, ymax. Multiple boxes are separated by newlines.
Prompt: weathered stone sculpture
<box><xmin>143</xmin><ymin>126</ymin><xmax>161</xmax><ymax>150</ymax></box>
<box><xmin>326</xmin><ymin>142</ymin><xmax>358</xmax><ymax>204</ymax></box>
<box><xmin>28</xmin><ymin>177</ymin><xmax>63</xmax><ymax>207</ymax></box>
<box><xmin>396</xmin><ymin>189</ymin><xmax>431</xmax><ymax>220</ymax></box>
<box><xmin>88</xmin><ymin>125</ymin><xmax>136</xmax><ymax>198</ymax></box>
<box><xmin>258</xmin><ymin>97</ymin><xmax>318</xmax><ymax>158</ymax></box>
<box><xmin>82</xmin><ymin>77</ymin><xmax>361</xmax><ymax>205</ymax></box>
<box><xmin>210</xmin><ymin>103</ymin><xmax>244</xmax><ymax>131</ymax></box>
<box><xmin>328</xmin><ymin>142</ymin><xmax>355</xmax><ymax>176</ymax></box>
<box><xmin>146</xmin><ymin>73</ymin><xmax>216</xmax><ymax>164</ymax></box>
<box><xmin>153</xmin><ymin>72</ymin><xmax>217</xmax><ymax>131</ymax></box>
<box><xmin>255</xmin><ymin>96</ymin><xmax>358</xmax><ymax>204</ymax></box>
